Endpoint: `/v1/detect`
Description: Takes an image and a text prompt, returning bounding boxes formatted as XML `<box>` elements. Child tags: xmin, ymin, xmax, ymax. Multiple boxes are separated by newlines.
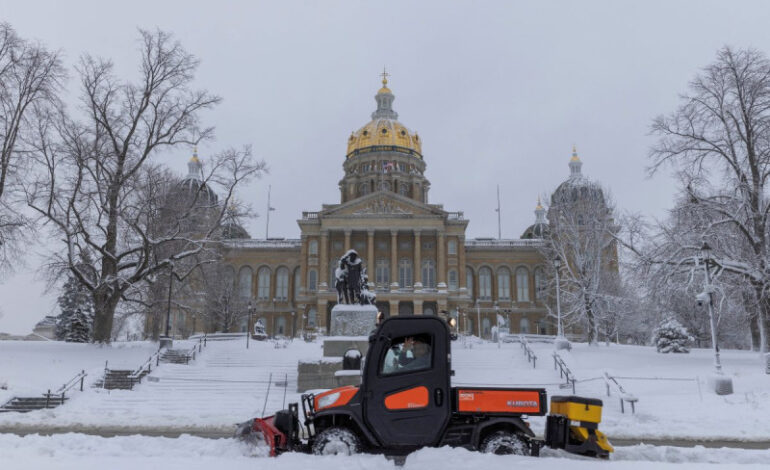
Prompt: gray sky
<box><xmin>1</xmin><ymin>0</ymin><xmax>769</xmax><ymax>334</ymax></box>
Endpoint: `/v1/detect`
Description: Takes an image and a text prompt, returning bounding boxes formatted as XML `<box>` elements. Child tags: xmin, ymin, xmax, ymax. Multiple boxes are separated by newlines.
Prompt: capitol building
<box><xmin>159</xmin><ymin>75</ymin><xmax>608</xmax><ymax>339</ymax></box>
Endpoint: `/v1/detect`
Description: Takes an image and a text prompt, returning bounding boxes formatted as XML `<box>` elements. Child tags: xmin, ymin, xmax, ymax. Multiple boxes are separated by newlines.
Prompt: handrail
<box><xmin>519</xmin><ymin>335</ymin><xmax>538</xmax><ymax>369</ymax></box>
<box><xmin>55</xmin><ymin>370</ymin><xmax>87</xmax><ymax>395</ymax></box>
<box><xmin>603</xmin><ymin>371</ymin><xmax>638</xmax><ymax>414</ymax></box>
<box><xmin>552</xmin><ymin>351</ymin><xmax>577</xmax><ymax>393</ymax></box>
<box><xmin>129</xmin><ymin>348</ymin><xmax>163</xmax><ymax>379</ymax></box>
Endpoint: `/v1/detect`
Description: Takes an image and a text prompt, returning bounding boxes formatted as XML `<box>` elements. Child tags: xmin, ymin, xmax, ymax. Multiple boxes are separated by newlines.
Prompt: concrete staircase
<box><xmin>0</xmin><ymin>394</ymin><xmax>67</xmax><ymax>413</ymax></box>
<box><xmin>160</xmin><ymin>348</ymin><xmax>194</xmax><ymax>364</ymax></box>
<box><xmin>93</xmin><ymin>369</ymin><xmax>149</xmax><ymax>390</ymax></box>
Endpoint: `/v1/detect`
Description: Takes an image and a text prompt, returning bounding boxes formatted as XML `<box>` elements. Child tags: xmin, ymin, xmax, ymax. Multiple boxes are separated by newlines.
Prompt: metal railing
<box><xmin>519</xmin><ymin>335</ymin><xmax>538</xmax><ymax>369</ymax></box>
<box><xmin>54</xmin><ymin>369</ymin><xmax>87</xmax><ymax>400</ymax></box>
<box><xmin>552</xmin><ymin>351</ymin><xmax>576</xmax><ymax>393</ymax></box>
<box><xmin>603</xmin><ymin>372</ymin><xmax>638</xmax><ymax>414</ymax></box>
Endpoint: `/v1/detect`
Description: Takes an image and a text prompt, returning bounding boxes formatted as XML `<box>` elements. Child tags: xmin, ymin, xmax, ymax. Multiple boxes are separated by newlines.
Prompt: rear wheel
<box><xmin>312</xmin><ymin>426</ymin><xmax>361</xmax><ymax>455</ymax></box>
<box><xmin>480</xmin><ymin>430</ymin><xmax>528</xmax><ymax>455</ymax></box>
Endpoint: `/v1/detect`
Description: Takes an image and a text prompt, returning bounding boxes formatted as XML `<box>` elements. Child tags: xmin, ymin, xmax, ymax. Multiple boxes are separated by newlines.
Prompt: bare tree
<box><xmin>27</xmin><ymin>29</ymin><xmax>265</xmax><ymax>342</ymax></box>
<box><xmin>200</xmin><ymin>261</ymin><xmax>246</xmax><ymax>333</ymax></box>
<box><xmin>544</xmin><ymin>184</ymin><xmax>620</xmax><ymax>344</ymax></box>
<box><xmin>0</xmin><ymin>23</ymin><xmax>63</xmax><ymax>273</ymax></box>
<box><xmin>647</xmin><ymin>47</ymin><xmax>770</xmax><ymax>352</ymax></box>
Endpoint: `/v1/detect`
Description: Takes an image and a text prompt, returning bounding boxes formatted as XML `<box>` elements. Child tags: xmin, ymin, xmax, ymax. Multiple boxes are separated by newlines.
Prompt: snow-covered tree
<box><xmin>653</xmin><ymin>317</ymin><xmax>693</xmax><ymax>353</ymax></box>
<box><xmin>27</xmin><ymin>29</ymin><xmax>265</xmax><ymax>342</ymax></box>
<box><xmin>55</xmin><ymin>275</ymin><xmax>94</xmax><ymax>342</ymax></box>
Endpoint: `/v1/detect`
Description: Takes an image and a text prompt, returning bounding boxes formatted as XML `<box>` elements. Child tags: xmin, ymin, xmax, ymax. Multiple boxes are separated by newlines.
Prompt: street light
<box><xmin>475</xmin><ymin>299</ymin><xmax>481</xmax><ymax>339</ymax></box>
<box><xmin>553</xmin><ymin>256</ymin><xmax>570</xmax><ymax>351</ymax></box>
<box><xmin>246</xmin><ymin>300</ymin><xmax>255</xmax><ymax>349</ymax></box>
<box><xmin>700</xmin><ymin>242</ymin><xmax>733</xmax><ymax>394</ymax></box>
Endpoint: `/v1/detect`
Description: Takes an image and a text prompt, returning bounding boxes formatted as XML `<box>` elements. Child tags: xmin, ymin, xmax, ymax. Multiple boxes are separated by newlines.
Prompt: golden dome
<box><xmin>346</xmin><ymin>74</ymin><xmax>422</xmax><ymax>159</ymax></box>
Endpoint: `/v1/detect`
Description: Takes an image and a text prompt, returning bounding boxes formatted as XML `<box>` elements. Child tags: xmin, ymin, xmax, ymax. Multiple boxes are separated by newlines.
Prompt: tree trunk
<box><xmin>585</xmin><ymin>293</ymin><xmax>597</xmax><ymax>345</ymax></box>
<box><xmin>744</xmin><ymin>289</ymin><xmax>761</xmax><ymax>351</ymax></box>
<box><xmin>92</xmin><ymin>287</ymin><xmax>120</xmax><ymax>343</ymax></box>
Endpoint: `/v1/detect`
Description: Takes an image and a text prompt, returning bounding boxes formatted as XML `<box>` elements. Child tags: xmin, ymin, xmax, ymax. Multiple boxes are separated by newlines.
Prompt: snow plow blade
<box><xmin>236</xmin><ymin>404</ymin><xmax>302</xmax><ymax>457</ymax></box>
<box><xmin>544</xmin><ymin>396</ymin><xmax>613</xmax><ymax>459</ymax></box>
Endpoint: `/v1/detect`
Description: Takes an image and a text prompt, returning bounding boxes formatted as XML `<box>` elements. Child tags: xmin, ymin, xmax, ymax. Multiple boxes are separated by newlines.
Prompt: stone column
<box><xmin>389</xmin><ymin>299</ymin><xmax>399</xmax><ymax>317</ymax></box>
<box><xmin>458</xmin><ymin>235</ymin><xmax>467</xmax><ymax>292</ymax></box>
<box><xmin>390</xmin><ymin>230</ymin><xmax>399</xmax><ymax>289</ymax></box>
<box><xmin>367</xmin><ymin>230</ymin><xmax>375</xmax><ymax>278</ymax></box>
<box><xmin>437</xmin><ymin>232</ymin><xmax>446</xmax><ymax>288</ymax></box>
<box><xmin>344</xmin><ymin>230</ymin><xmax>352</xmax><ymax>252</ymax></box>
<box><xmin>319</xmin><ymin>230</ymin><xmax>329</xmax><ymax>289</ymax></box>
<box><xmin>299</xmin><ymin>235</ymin><xmax>308</xmax><ymax>295</ymax></box>
<box><xmin>414</xmin><ymin>299</ymin><xmax>423</xmax><ymax>315</ymax></box>
<box><xmin>413</xmin><ymin>230</ymin><xmax>422</xmax><ymax>289</ymax></box>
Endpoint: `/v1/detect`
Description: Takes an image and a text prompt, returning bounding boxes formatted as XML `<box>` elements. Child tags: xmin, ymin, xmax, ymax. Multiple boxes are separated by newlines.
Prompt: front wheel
<box><xmin>312</xmin><ymin>426</ymin><xmax>362</xmax><ymax>455</ymax></box>
<box><xmin>480</xmin><ymin>430</ymin><xmax>528</xmax><ymax>455</ymax></box>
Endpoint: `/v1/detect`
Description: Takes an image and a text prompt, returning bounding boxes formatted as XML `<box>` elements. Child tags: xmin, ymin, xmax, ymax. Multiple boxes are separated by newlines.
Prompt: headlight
<box><xmin>317</xmin><ymin>391</ymin><xmax>341</xmax><ymax>409</ymax></box>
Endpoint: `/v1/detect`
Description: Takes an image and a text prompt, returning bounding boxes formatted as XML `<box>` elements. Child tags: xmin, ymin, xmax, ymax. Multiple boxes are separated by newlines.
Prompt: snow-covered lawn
<box><xmin>1</xmin><ymin>337</ymin><xmax>768</xmax><ymax>442</ymax></box>
<box><xmin>2</xmin><ymin>433</ymin><xmax>769</xmax><ymax>470</ymax></box>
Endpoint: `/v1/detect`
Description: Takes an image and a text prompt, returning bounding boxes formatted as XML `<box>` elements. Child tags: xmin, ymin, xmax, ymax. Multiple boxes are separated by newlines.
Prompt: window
<box><xmin>448</xmin><ymin>239</ymin><xmax>457</xmax><ymax>255</ymax></box>
<box><xmin>497</xmin><ymin>268</ymin><xmax>511</xmax><ymax>300</ymax></box>
<box><xmin>520</xmin><ymin>318</ymin><xmax>530</xmax><ymax>334</ymax></box>
<box><xmin>466</xmin><ymin>268</ymin><xmax>474</xmax><ymax>298</ymax></box>
<box><xmin>421</xmin><ymin>259</ymin><xmax>436</xmax><ymax>288</ymax></box>
<box><xmin>276</xmin><ymin>316</ymin><xmax>286</xmax><ymax>336</ymax></box>
<box><xmin>308</xmin><ymin>270</ymin><xmax>317</xmax><ymax>292</ymax></box>
<box><xmin>423</xmin><ymin>306</ymin><xmax>435</xmax><ymax>316</ymax></box>
<box><xmin>360</xmin><ymin>182</ymin><xmax>370</xmax><ymax>196</ymax></box>
<box><xmin>479</xmin><ymin>267</ymin><xmax>492</xmax><ymax>300</ymax></box>
<box><xmin>398</xmin><ymin>258</ymin><xmax>413</xmax><ymax>287</ymax></box>
<box><xmin>534</xmin><ymin>267</ymin><xmax>546</xmax><ymax>301</ymax></box>
<box><xmin>399</xmin><ymin>240</ymin><xmax>411</xmax><ymax>250</ymax></box>
<box><xmin>375</xmin><ymin>258</ymin><xmax>390</xmax><ymax>286</ymax></box>
<box><xmin>482</xmin><ymin>318</ymin><xmax>491</xmax><ymax>338</ymax></box>
<box><xmin>380</xmin><ymin>334</ymin><xmax>432</xmax><ymax>375</ymax></box>
<box><xmin>422</xmin><ymin>241</ymin><xmax>434</xmax><ymax>250</ymax></box>
<box><xmin>308</xmin><ymin>240</ymin><xmax>318</xmax><ymax>255</ymax></box>
<box><xmin>238</xmin><ymin>266</ymin><xmax>252</xmax><ymax>299</ymax></box>
<box><xmin>294</xmin><ymin>269</ymin><xmax>301</xmax><ymax>299</ymax></box>
<box><xmin>276</xmin><ymin>267</ymin><xmax>289</xmax><ymax>301</ymax></box>
<box><xmin>257</xmin><ymin>267</ymin><xmax>271</xmax><ymax>300</ymax></box>
<box><xmin>448</xmin><ymin>270</ymin><xmax>458</xmax><ymax>290</ymax></box>
<box><xmin>399</xmin><ymin>183</ymin><xmax>409</xmax><ymax>196</ymax></box>
<box><xmin>516</xmin><ymin>267</ymin><xmax>530</xmax><ymax>302</ymax></box>
<box><xmin>379</xmin><ymin>181</ymin><xmax>391</xmax><ymax>191</ymax></box>
<box><xmin>307</xmin><ymin>308</ymin><xmax>317</xmax><ymax>327</ymax></box>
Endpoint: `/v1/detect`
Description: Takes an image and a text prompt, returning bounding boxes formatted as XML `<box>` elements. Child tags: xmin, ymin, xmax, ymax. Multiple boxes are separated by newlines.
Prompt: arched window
<box><xmin>308</xmin><ymin>270</ymin><xmax>317</xmax><ymax>292</ymax></box>
<box><xmin>448</xmin><ymin>270</ymin><xmax>458</xmax><ymax>290</ymax></box>
<box><xmin>238</xmin><ymin>266</ymin><xmax>252</xmax><ymax>299</ymax></box>
<box><xmin>398</xmin><ymin>258</ymin><xmax>412</xmax><ymax>288</ymax></box>
<box><xmin>359</xmin><ymin>182</ymin><xmax>370</xmax><ymax>196</ymax></box>
<box><xmin>307</xmin><ymin>308</ymin><xmax>317</xmax><ymax>328</ymax></box>
<box><xmin>379</xmin><ymin>181</ymin><xmax>391</xmax><ymax>191</ymax></box>
<box><xmin>497</xmin><ymin>267</ymin><xmax>511</xmax><ymax>300</ymax></box>
<box><xmin>534</xmin><ymin>267</ymin><xmax>546</xmax><ymax>301</ymax></box>
<box><xmin>257</xmin><ymin>267</ymin><xmax>271</xmax><ymax>300</ymax></box>
<box><xmin>479</xmin><ymin>267</ymin><xmax>492</xmax><ymax>300</ymax></box>
<box><xmin>294</xmin><ymin>268</ymin><xmax>301</xmax><ymax>299</ymax></box>
<box><xmin>275</xmin><ymin>267</ymin><xmax>289</xmax><ymax>300</ymax></box>
<box><xmin>516</xmin><ymin>267</ymin><xmax>530</xmax><ymax>302</ymax></box>
<box><xmin>375</xmin><ymin>258</ymin><xmax>389</xmax><ymax>287</ymax></box>
<box><xmin>424</xmin><ymin>306</ymin><xmax>435</xmax><ymax>316</ymax></box>
<box><xmin>520</xmin><ymin>317</ymin><xmax>530</xmax><ymax>334</ymax></box>
<box><xmin>421</xmin><ymin>259</ymin><xmax>436</xmax><ymax>288</ymax></box>
<box><xmin>276</xmin><ymin>316</ymin><xmax>286</xmax><ymax>336</ymax></box>
<box><xmin>399</xmin><ymin>183</ymin><xmax>409</xmax><ymax>197</ymax></box>
<box><xmin>308</xmin><ymin>240</ymin><xmax>318</xmax><ymax>255</ymax></box>
<box><xmin>466</xmin><ymin>267</ymin><xmax>474</xmax><ymax>299</ymax></box>
<box><xmin>447</xmin><ymin>239</ymin><xmax>457</xmax><ymax>255</ymax></box>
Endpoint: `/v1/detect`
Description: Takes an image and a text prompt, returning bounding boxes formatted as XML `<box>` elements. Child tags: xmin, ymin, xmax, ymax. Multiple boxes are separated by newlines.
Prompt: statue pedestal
<box><xmin>329</xmin><ymin>304</ymin><xmax>378</xmax><ymax>336</ymax></box>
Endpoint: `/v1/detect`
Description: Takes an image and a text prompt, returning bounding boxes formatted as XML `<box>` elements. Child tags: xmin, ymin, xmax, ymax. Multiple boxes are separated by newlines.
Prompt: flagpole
<box><xmin>266</xmin><ymin>185</ymin><xmax>272</xmax><ymax>239</ymax></box>
<box><xmin>496</xmin><ymin>185</ymin><xmax>501</xmax><ymax>240</ymax></box>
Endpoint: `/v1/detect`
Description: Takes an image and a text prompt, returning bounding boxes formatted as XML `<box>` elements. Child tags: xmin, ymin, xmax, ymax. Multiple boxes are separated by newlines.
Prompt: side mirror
<box><xmin>376</xmin><ymin>311</ymin><xmax>384</xmax><ymax>325</ymax></box>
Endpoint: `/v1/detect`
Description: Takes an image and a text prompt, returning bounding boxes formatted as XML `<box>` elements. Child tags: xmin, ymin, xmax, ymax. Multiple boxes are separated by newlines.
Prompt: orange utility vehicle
<box><xmin>237</xmin><ymin>316</ymin><xmax>613</xmax><ymax>459</ymax></box>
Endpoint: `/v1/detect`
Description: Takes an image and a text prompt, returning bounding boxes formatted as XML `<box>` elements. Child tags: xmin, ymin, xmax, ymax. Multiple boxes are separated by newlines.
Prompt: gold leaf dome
<box><xmin>346</xmin><ymin>76</ymin><xmax>422</xmax><ymax>159</ymax></box>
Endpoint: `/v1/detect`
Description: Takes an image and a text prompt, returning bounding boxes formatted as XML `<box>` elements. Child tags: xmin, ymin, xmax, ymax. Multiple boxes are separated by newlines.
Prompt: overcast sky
<box><xmin>2</xmin><ymin>0</ymin><xmax>769</xmax><ymax>334</ymax></box>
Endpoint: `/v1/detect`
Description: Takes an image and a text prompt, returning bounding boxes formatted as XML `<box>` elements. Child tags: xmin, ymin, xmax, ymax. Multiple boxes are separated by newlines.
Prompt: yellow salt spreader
<box><xmin>544</xmin><ymin>395</ymin><xmax>614</xmax><ymax>459</ymax></box>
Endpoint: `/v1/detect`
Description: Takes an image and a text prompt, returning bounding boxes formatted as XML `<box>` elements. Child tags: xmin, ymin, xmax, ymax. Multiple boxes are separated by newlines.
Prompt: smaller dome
<box><xmin>521</xmin><ymin>223</ymin><xmax>548</xmax><ymax>239</ymax></box>
<box><xmin>220</xmin><ymin>221</ymin><xmax>250</xmax><ymax>239</ymax></box>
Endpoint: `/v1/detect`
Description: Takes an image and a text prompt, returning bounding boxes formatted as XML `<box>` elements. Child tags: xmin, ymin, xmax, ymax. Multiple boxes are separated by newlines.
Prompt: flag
<box><xmin>268</xmin><ymin>206</ymin><xmax>276</xmax><ymax>211</ymax></box>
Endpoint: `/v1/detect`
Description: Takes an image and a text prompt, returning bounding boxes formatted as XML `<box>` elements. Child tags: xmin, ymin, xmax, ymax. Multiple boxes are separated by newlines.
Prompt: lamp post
<box><xmin>495</xmin><ymin>303</ymin><xmax>501</xmax><ymax>348</ymax></box>
<box><xmin>475</xmin><ymin>299</ymin><xmax>481</xmax><ymax>339</ymax></box>
<box><xmin>553</xmin><ymin>256</ymin><xmax>570</xmax><ymax>351</ymax></box>
<box><xmin>291</xmin><ymin>311</ymin><xmax>296</xmax><ymax>340</ymax></box>
<box><xmin>700</xmin><ymin>242</ymin><xmax>732</xmax><ymax>394</ymax></box>
<box><xmin>246</xmin><ymin>301</ymin><xmax>254</xmax><ymax>349</ymax></box>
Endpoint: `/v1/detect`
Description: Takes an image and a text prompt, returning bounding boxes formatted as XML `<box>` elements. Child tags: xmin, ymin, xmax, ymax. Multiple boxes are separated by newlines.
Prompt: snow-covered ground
<box><xmin>2</xmin><ymin>433</ymin><xmax>770</xmax><ymax>470</ymax></box>
<box><xmin>1</xmin><ymin>337</ymin><xmax>769</xmax><ymax>442</ymax></box>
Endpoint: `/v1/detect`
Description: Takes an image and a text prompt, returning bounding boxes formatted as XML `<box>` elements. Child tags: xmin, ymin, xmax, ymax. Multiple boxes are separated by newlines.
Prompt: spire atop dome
<box><xmin>569</xmin><ymin>145</ymin><xmax>583</xmax><ymax>177</ymax></box>
<box><xmin>187</xmin><ymin>146</ymin><xmax>203</xmax><ymax>180</ymax></box>
<box><xmin>372</xmin><ymin>69</ymin><xmax>397</xmax><ymax>120</ymax></box>
<box><xmin>535</xmin><ymin>197</ymin><xmax>546</xmax><ymax>223</ymax></box>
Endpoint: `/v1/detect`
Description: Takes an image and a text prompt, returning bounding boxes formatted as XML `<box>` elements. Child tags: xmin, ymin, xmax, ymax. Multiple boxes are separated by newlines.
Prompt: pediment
<box><xmin>323</xmin><ymin>191</ymin><xmax>445</xmax><ymax>218</ymax></box>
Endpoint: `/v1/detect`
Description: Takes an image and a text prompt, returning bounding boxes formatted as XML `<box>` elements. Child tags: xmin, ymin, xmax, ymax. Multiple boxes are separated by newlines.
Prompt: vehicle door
<box><xmin>363</xmin><ymin>317</ymin><xmax>451</xmax><ymax>447</ymax></box>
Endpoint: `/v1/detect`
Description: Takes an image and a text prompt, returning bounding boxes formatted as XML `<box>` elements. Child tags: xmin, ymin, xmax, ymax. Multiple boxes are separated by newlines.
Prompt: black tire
<box><xmin>312</xmin><ymin>426</ymin><xmax>362</xmax><ymax>456</ymax></box>
<box><xmin>480</xmin><ymin>430</ymin><xmax>528</xmax><ymax>455</ymax></box>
